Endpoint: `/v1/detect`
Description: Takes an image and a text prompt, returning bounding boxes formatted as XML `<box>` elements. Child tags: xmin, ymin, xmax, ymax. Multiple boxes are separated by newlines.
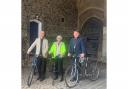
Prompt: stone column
<box><xmin>102</xmin><ymin>26</ymin><xmax>107</xmax><ymax>63</ymax></box>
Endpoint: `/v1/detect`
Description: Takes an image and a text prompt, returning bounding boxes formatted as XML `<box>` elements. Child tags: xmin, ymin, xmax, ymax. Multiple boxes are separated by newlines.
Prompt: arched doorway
<box><xmin>80</xmin><ymin>17</ymin><xmax>103</xmax><ymax>58</ymax></box>
<box><xmin>29</xmin><ymin>21</ymin><xmax>38</xmax><ymax>46</ymax></box>
<box><xmin>29</xmin><ymin>19</ymin><xmax>42</xmax><ymax>53</ymax></box>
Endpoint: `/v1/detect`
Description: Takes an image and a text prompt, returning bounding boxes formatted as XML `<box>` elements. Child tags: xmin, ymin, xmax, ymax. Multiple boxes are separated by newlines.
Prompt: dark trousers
<box><xmin>37</xmin><ymin>57</ymin><xmax>47</xmax><ymax>79</ymax></box>
<box><xmin>54</xmin><ymin>56</ymin><xmax>63</xmax><ymax>78</ymax></box>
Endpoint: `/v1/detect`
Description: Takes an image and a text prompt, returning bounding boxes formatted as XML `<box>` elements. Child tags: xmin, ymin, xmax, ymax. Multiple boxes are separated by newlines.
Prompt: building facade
<box><xmin>22</xmin><ymin>0</ymin><xmax>106</xmax><ymax>65</ymax></box>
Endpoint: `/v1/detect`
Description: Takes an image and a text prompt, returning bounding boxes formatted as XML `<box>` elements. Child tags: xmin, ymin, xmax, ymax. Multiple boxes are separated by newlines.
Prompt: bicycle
<box><xmin>64</xmin><ymin>55</ymin><xmax>99</xmax><ymax>88</ymax></box>
<box><xmin>27</xmin><ymin>54</ymin><xmax>39</xmax><ymax>87</ymax></box>
<box><xmin>26</xmin><ymin>53</ymin><xmax>57</xmax><ymax>87</ymax></box>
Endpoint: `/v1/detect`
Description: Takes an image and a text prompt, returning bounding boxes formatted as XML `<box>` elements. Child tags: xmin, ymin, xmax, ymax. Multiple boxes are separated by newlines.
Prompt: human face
<box><xmin>73</xmin><ymin>31</ymin><xmax>79</xmax><ymax>39</ymax></box>
<box><xmin>56</xmin><ymin>37</ymin><xmax>62</xmax><ymax>42</ymax></box>
<box><xmin>39</xmin><ymin>31</ymin><xmax>45</xmax><ymax>39</ymax></box>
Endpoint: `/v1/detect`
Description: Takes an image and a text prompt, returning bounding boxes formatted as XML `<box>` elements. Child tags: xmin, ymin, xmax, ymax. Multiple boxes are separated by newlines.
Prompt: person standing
<box><xmin>68</xmin><ymin>30</ymin><xmax>86</xmax><ymax>64</ymax></box>
<box><xmin>49</xmin><ymin>35</ymin><xmax>66</xmax><ymax>81</ymax></box>
<box><xmin>27</xmin><ymin>31</ymin><xmax>48</xmax><ymax>81</ymax></box>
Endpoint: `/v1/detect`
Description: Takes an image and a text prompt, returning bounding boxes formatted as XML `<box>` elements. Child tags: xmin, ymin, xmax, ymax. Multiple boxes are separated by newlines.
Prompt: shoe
<box><xmin>40</xmin><ymin>78</ymin><xmax>44</xmax><ymax>81</ymax></box>
<box><xmin>53</xmin><ymin>75</ymin><xmax>58</xmax><ymax>80</ymax></box>
<box><xmin>40</xmin><ymin>76</ymin><xmax>45</xmax><ymax>81</ymax></box>
<box><xmin>37</xmin><ymin>77</ymin><xmax>40</xmax><ymax>80</ymax></box>
<box><xmin>33</xmin><ymin>72</ymin><xmax>36</xmax><ymax>75</ymax></box>
<box><xmin>40</xmin><ymin>77</ymin><xmax>45</xmax><ymax>81</ymax></box>
<box><xmin>60</xmin><ymin>77</ymin><xmax>63</xmax><ymax>82</ymax></box>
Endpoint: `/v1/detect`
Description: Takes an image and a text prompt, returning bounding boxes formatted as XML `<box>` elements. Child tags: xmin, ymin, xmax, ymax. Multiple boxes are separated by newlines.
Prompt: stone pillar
<box><xmin>102</xmin><ymin>26</ymin><xmax>106</xmax><ymax>63</ymax></box>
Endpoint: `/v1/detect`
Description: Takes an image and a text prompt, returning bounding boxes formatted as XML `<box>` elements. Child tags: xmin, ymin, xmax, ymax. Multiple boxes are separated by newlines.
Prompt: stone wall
<box><xmin>77</xmin><ymin>0</ymin><xmax>106</xmax><ymax>28</ymax></box>
<box><xmin>22</xmin><ymin>0</ymin><xmax>78</xmax><ymax>62</ymax></box>
<box><xmin>22</xmin><ymin>0</ymin><xmax>77</xmax><ymax>36</ymax></box>
<box><xmin>77</xmin><ymin>0</ymin><xmax>106</xmax><ymax>14</ymax></box>
<box><xmin>22</xmin><ymin>0</ymin><xmax>106</xmax><ymax>64</ymax></box>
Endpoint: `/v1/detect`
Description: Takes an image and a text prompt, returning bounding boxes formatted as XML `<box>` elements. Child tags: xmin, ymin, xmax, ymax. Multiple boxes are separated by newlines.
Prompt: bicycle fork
<box><xmin>71</xmin><ymin>58</ymin><xmax>78</xmax><ymax>81</ymax></box>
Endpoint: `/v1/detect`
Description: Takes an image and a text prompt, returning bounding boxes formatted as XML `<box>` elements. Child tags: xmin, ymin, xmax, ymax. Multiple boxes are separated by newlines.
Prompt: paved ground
<box><xmin>22</xmin><ymin>63</ymin><xmax>106</xmax><ymax>89</ymax></box>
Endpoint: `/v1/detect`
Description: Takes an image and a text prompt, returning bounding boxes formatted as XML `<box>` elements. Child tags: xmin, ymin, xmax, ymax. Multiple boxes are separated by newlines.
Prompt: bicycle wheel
<box><xmin>64</xmin><ymin>65</ymin><xmax>79</xmax><ymax>88</ymax></box>
<box><xmin>88</xmin><ymin>62</ymin><xmax>99</xmax><ymax>81</ymax></box>
<box><xmin>27</xmin><ymin>67</ymin><xmax>35</xmax><ymax>87</ymax></box>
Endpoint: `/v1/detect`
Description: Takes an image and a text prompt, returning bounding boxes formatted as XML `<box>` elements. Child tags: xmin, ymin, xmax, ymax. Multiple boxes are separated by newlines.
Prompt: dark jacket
<box><xmin>68</xmin><ymin>37</ymin><xmax>86</xmax><ymax>56</ymax></box>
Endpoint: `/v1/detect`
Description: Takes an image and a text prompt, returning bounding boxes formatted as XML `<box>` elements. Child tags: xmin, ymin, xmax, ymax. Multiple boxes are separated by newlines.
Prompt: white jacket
<box><xmin>27</xmin><ymin>38</ymin><xmax>48</xmax><ymax>58</ymax></box>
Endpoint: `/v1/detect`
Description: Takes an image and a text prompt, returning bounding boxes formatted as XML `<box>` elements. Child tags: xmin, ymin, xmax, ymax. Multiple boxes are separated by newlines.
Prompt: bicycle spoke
<box><xmin>88</xmin><ymin>62</ymin><xmax>100</xmax><ymax>81</ymax></box>
<box><xmin>65</xmin><ymin>65</ymin><xmax>79</xmax><ymax>88</ymax></box>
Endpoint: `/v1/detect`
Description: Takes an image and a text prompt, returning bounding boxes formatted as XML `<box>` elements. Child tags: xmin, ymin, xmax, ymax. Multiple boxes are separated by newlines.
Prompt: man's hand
<box><xmin>27</xmin><ymin>50</ymin><xmax>30</xmax><ymax>55</ymax></box>
<box><xmin>26</xmin><ymin>53</ymin><xmax>29</xmax><ymax>58</ymax></box>
<box><xmin>80</xmin><ymin>53</ymin><xmax>85</xmax><ymax>58</ymax></box>
<box><xmin>68</xmin><ymin>53</ymin><xmax>71</xmax><ymax>57</ymax></box>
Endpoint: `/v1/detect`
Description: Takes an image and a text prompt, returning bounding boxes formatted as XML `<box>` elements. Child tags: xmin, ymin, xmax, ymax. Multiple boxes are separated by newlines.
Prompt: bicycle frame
<box><xmin>71</xmin><ymin>57</ymin><xmax>91</xmax><ymax>78</ymax></box>
<box><xmin>71</xmin><ymin>58</ymin><xmax>77</xmax><ymax>79</ymax></box>
<box><xmin>71</xmin><ymin>56</ymin><xmax>84</xmax><ymax>80</ymax></box>
<box><xmin>65</xmin><ymin>56</ymin><xmax>100</xmax><ymax>88</ymax></box>
<box><xmin>27</xmin><ymin>55</ymin><xmax>39</xmax><ymax>87</ymax></box>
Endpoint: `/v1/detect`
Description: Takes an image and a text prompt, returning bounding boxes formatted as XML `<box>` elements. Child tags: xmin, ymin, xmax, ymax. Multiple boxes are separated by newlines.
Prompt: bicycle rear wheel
<box><xmin>27</xmin><ymin>67</ymin><xmax>35</xmax><ymax>87</ymax></box>
<box><xmin>88</xmin><ymin>62</ymin><xmax>99</xmax><ymax>81</ymax></box>
<box><xmin>64</xmin><ymin>65</ymin><xmax>79</xmax><ymax>88</ymax></box>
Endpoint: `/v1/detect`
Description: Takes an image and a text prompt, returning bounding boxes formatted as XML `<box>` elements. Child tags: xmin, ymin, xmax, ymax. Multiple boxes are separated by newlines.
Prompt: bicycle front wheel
<box><xmin>27</xmin><ymin>67</ymin><xmax>35</xmax><ymax>87</ymax></box>
<box><xmin>64</xmin><ymin>65</ymin><xmax>79</xmax><ymax>88</ymax></box>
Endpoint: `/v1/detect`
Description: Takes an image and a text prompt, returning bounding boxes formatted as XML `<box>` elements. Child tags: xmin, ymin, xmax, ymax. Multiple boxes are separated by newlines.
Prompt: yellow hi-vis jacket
<box><xmin>49</xmin><ymin>42</ymin><xmax>66</xmax><ymax>59</ymax></box>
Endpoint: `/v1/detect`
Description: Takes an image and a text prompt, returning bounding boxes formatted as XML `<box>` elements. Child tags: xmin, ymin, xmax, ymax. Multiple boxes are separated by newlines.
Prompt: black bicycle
<box><xmin>27</xmin><ymin>54</ymin><xmax>56</xmax><ymax>87</ymax></box>
<box><xmin>64</xmin><ymin>55</ymin><xmax>99</xmax><ymax>88</ymax></box>
<box><xmin>27</xmin><ymin>54</ymin><xmax>39</xmax><ymax>87</ymax></box>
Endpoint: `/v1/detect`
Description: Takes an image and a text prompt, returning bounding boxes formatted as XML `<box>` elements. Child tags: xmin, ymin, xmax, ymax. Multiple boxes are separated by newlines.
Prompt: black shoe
<box><xmin>40</xmin><ymin>78</ymin><xmax>44</xmax><ymax>81</ymax></box>
<box><xmin>53</xmin><ymin>75</ymin><xmax>58</xmax><ymax>80</ymax></box>
<box><xmin>40</xmin><ymin>77</ymin><xmax>45</xmax><ymax>81</ymax></box>
<box><xmin>34</xmin><ymin>72</ymin><xmax>36</xmax><ymax>75</ymax></box>
<box><xmin>37</xmin><ymin>77</ymin><xmax>40</xmax><ymax>80</ymax></box>
<box><xmin>60</xmin><ymin>77</ymin><xmax>63</xmax><ymax>82</ymax></box>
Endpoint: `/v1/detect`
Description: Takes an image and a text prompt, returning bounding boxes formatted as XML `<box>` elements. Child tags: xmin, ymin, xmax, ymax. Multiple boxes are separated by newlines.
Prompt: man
<box><xmin>68</xmin><ymin>30</ymin><xmax>85</xmax><ymax>81</ymax></box>
<box><xmin>49</xmin><ymin>35</ymin><xmax>66</xmax><ymax>81</ymax></box>
<box><xmin>68</xmin><ymin>30</ymin><xmax>85</xmax><ymax>58</ymax></box>
<box><xmin>27</xmin><ymin>31</ymin><xmax>48</xmax><ymax>81</ymax></box>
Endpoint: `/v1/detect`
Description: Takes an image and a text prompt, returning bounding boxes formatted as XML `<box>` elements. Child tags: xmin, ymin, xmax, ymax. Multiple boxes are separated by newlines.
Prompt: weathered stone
<box><xmin>22</xmin><ymin>0</ymin><xmax>106</xmax><ymax>64</ymax></box>
<box><xmin>22</xmin><ymin>0</ymin><xmax>78</xmax><ymax>63</ymax></box>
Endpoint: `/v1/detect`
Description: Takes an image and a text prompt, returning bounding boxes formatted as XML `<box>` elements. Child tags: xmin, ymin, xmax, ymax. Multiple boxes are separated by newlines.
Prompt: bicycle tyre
<box><xmin>88</xmin><ymin>62</ymin><xmax>100</xmax><ymax>81</ymax></box>
<box><xmin>27</xmin><ymin>67</ymin><xmax>35</xmax><ymax>87</ymax></box>
<box><xmin>64</xmin><ymin>65</ymin><xmax>79</xmax><ymax>88</ymax></box>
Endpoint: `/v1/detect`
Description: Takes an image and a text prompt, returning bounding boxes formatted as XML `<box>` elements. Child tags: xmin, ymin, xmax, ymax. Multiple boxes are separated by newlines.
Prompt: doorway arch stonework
<box><xmin>29</xmin><ymin>19</ymin><xmax>42</xmax><ymax>37</ymax></box>
<box><xmin>78</xmin><ymin>8</ymin><xmax>106</xmax><ymax>62</ymax></box>
<box><xmin>78</xmin><ymin>7</ymin><xmax>105</xmax><ymax>30</ymax></box>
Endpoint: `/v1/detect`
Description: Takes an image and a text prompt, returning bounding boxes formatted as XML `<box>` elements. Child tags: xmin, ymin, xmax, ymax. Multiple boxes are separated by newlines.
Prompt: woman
<box><xmin>49</xmin><ymin>35</ymin><xmax>66</xmax><ymax>81</ymax></box>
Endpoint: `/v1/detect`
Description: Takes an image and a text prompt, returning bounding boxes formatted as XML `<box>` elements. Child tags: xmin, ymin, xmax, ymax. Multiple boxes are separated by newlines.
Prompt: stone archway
<box><xmin>78</xmin><ymin>7</ymin><xmax>105</xmax><ymax>30</ymax></box>
<box><xmin>80</xmin><ymin>17</ymin><xmax>103</xmax><ymax>60</ymax></box>
<box><xmin>78</xmin><ymin>7</ymin><xmax>106</xmax><ymax>62</ymax></box>
<box><xmin>29</xmin><ymin>19</ymin><xmax>42</xmax><ymax>37</ymax></box>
